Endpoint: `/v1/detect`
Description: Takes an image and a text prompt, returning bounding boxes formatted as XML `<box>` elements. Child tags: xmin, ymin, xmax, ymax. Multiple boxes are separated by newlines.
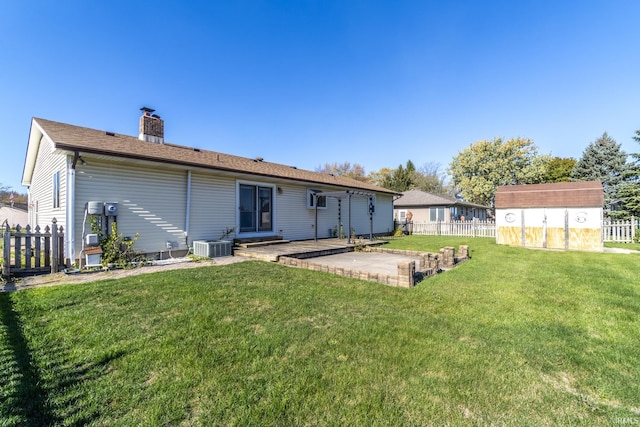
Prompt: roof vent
<box><xmin>139</xmin><ymin>107</ymin><xmax>164</xmax><ymax>143</ymax></box>
<box><xmin>255</xmin><ymin>157</ymin><xmax>264</xmax><ymax>162</ymax></box>
<box><xmin>105</xmin><ymin>131</ymin><xmax>115</xmax><ymax>136</ymax></box>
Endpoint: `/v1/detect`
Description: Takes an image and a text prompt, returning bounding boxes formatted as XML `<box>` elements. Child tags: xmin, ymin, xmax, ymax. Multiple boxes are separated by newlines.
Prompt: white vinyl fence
<box><xmin>398</xmin><ymin>217</ymin><xmax>637</xmax><ymax>243</ymax></box>
<box><xmin>602</xmin><ymin>217</ymin><xmax>637</xmax><ymax>243</ymax></box>
<box><xmin>400</xmin><ymin>220</ymin><xmax>496</xmax><ymax>238</ymax></box>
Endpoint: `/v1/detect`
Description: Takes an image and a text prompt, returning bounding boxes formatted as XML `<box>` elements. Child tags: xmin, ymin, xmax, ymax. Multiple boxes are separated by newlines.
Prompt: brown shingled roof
<box><xmin>494</xmin><ymin>181</ymin><xmax>604</xmax><ymax>209</ymax></box>
<box><xmin>32</xmin><ymin>118</ymin><xmax>396</xmax><ymax>195</ymax></box>
<box><xmin>394</xmin><ymin>189</ymin><xmax>489</xmax><ymax>209</ymax></box>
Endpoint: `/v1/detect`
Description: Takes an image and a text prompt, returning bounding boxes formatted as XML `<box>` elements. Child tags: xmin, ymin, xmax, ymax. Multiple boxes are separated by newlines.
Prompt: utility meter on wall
<box><xmin>104</xmin><ymin>202</ymin><xmax>118</xmax><ymax>216</ymax></box>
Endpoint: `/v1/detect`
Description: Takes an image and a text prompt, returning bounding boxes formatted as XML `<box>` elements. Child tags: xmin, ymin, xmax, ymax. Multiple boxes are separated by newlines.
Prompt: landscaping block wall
<box><xmin>279</xmin><ymin>245</ymin><xmax>470</xmax><ymax>288</ymax></box>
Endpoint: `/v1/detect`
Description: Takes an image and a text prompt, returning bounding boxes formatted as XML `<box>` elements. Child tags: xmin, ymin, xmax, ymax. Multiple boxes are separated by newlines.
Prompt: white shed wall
<box><xmin>496</xmin><ymin>207</ymin><xmax>603</xmax><ymax>250</ymax></box>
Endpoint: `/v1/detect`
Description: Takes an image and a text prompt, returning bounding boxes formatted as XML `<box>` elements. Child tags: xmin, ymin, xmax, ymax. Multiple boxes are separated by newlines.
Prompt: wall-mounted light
<box><xmin>277</xmin><ymin>187</ymin><xmax>283</xmax><ymax>195</ymax></box>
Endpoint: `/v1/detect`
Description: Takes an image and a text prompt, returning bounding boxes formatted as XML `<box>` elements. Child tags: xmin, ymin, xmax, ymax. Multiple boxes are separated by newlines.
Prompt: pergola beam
<box><xmin>312</xmin><ymin>190</ymin><xmax>376</xmax><ymax>243</ymax></box>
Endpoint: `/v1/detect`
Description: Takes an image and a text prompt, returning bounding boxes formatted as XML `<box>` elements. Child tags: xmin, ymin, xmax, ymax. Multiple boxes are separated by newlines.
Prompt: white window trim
<box><xmin>236</xmin><ymin>180</ymin><xmax>277</xmax><ymax>237</ymax></box>
<box><xmin>53</xmin><ymin>171</ymin><xmax>61</xmax><ymax>209</ymax></box>
<box><xmin>307</xmin><ymin>189</ymin><xmax>327</xmax><ymax>209</ymax></box>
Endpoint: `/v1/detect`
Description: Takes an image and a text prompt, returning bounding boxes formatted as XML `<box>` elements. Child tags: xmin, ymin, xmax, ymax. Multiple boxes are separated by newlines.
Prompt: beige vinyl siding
<box><xmin>28</xmin><ymin>136</ymin><xmax>67</xmax><ymax>228</ymax></box>
<box><xmin>188</xmin><ymin>172</ymin><xmax>237</xmax><ymax>242</ymax></box>
<box><xmin>275</xmin><ymin>185</ymin><xmax>333</xmax><ymax>240</ymax></box>
<box><xmin>74</xmin><ymin>160</ymin><xmax>188</xmax><ymax>257</ymax></box>
<box><xmin>344</xmin><ymin>195</ymin><xmax>394</xmax><ymax>237</ymax></box>
<box><xmin>277</xmin><ymin>188</ymin><xmax>394</xmax><ymax>240</ymax></box>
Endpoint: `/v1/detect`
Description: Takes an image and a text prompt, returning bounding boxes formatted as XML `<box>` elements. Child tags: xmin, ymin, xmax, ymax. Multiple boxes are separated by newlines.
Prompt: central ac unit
<box><xmin>193</xmin><ymin>240</ymin><xmax>233</xmax><ymax>258</ymax></box>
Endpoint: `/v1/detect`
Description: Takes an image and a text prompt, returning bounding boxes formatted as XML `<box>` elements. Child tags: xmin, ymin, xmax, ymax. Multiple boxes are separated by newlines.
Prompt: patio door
<box><xmin>239</xmin><ymin>184</ymin><xmax>273</xmax><ymax>233</ymax></box>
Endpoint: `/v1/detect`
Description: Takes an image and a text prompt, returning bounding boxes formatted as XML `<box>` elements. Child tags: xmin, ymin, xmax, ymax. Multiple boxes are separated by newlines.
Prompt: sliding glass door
<box><xmin>239</xmin><ymin>184</ymin><xmax>273</xmax><ymax>233</ymax></box>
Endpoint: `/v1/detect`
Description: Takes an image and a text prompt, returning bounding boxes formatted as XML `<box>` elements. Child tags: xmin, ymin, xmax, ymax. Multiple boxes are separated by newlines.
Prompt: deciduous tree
<box><xmin>544</xmin><ymin>157</ymin><xmax>577</xmax><ymax>183</ymax></box>
<box><xmin>316</xmin><ymin>162</ymin><xmax>369</xmax><ymax>182</ymax></box>
<box><xmin>449</xmin><ymin>137</ymin><xmax>549</xmax><ymax>207</ymax></box>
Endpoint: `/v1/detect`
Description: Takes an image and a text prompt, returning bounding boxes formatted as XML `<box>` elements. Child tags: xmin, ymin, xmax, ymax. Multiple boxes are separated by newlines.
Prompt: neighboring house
<box><xmin>393</xmin><ymin>189</ymin><xmax>489</xmax><ymax>223</ymax></box>
<box><xmin>22</xmin><ymin>109</ymin><xmax>398</xmax><ymax>264</ymax></box>
<box><xmin>494</xmin><ymin>181</ymin><xmax>604</xmax><ymax>251</ymax></box>
<box><xmin>0</xmin><ymin>206</ymin><xmax>28</xmax><ymax>228</ymax></box>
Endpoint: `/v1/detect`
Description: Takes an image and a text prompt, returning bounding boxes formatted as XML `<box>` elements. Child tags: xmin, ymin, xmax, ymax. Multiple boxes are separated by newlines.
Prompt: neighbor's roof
<box><xmin>494</xmin><ymin>181</ymin><xmax>604</xmax><ymax>209</ymax></box>
<box><xmin>394</xmin><ymin>189</ymin><xmax>489</xmax><ymax>209</ymax></box>
<box><xmin>24</xmin><ymin>118</ymin><xmax>397</xmax><ymax>195</ymax></box>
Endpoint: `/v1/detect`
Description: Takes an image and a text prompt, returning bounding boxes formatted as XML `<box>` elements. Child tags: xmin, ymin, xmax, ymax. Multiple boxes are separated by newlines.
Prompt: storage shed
<box><xmin>494</xmin><ymin>181</ymin><xmax>604</xmax><ymax>251</ymax></box>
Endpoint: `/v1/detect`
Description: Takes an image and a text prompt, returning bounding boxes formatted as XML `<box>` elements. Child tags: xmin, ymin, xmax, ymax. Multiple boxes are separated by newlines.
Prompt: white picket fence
<box><xmin>401</xmin><ymin>217</ymin><xmax>637</xmax><ymax>243</ymax></box>
<box><xmin>401</xmin><ymin>220</ymin><xmax>496</xmax><ymax>238</ymax></box>
<box><xmin>602</xmin><ymin>217</ymin><xmax>637</xmax><ymax>243</ymax></box>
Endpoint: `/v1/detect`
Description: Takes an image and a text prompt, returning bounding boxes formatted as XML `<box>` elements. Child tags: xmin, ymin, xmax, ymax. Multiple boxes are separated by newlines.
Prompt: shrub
<box><xmin>89</xmin><ymin>217</ymin><xmax>145</xmax><ymax>268</ymax></box>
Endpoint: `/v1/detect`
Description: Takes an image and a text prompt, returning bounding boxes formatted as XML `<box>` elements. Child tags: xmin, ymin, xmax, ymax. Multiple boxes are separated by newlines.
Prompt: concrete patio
<box><xmin>233</xmin><ymin>238</ymin><xmax>469</xmax><ymax>287</ymax></box>
<box><xmin>233</xmin><ymin>238</ymin><xmax>386</xmax><ymax>262</ymax></box>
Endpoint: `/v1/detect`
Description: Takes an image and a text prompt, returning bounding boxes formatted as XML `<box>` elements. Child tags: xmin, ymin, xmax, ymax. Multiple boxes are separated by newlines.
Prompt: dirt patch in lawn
<box><xmin>1</xmin><ymin>256</ymin><xmax>248</xmax><ymax>292</ymax></box>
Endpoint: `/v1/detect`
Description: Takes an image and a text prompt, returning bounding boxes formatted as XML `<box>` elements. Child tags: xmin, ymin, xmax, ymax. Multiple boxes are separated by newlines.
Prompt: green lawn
<box><xmin>1</xmin><ymin>237</ymin><xmax>639</xmax><ymax>425</ymax></box>
<box><xmin>605</xmin><ymin>241</ymin><xmax>640</xmax><ymax>251</ymax></box>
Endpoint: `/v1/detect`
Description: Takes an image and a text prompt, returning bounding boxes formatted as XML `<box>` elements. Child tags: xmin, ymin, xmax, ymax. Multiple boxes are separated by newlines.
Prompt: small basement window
<box><xmin>307</xmin><ymin>190</ymin><xmax>327</xmax><ymax>209</ymax></box>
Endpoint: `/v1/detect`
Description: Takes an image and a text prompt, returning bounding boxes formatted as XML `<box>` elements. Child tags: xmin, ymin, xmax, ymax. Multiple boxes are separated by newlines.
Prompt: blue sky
<box><xmin>2</xmin><ymin>1</ymin><xmax>639</xmax><ymax>194</ymax></box>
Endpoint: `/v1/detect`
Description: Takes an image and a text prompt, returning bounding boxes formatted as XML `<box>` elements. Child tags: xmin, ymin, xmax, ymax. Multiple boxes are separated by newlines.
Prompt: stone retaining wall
<box><xmin>279</xmin><ymin>245</ymin><xmax>470</xmax><ymax>288</ymax></box>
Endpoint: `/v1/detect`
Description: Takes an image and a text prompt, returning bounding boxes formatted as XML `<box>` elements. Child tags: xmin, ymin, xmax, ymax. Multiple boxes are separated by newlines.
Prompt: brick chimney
<box><xmin>139</xmin><ymin>107</ymin><xmax>164</xmax><ymax>143</ymax></box>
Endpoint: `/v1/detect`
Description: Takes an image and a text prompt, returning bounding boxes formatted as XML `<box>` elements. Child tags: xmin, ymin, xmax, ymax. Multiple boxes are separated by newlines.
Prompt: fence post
<box><xmin>44</xmin><ymin>225</ymin><xmax>51</xmax><ymax>268</ymax></box>
<box><xmin>2</xmin><ymin>222</ymin><xmax>10</xmax><ymax>278</ymax></box>
<box><xmin>25</xmin><ymin>225</ymin><xmax>32</xmax><ymax>270</ymax></box>
<box><xmin>51</xmin><ymin>218</ymin><xmax>59</xmax><ymax>274</ymax></box>
<box><xmin>58</xmin><ymin>226</ymin><xmax>65</xmax><ymax>268</ymax></box>
<box><xmin>633</xmin><ymin>216</ymin><xmax>637</xmax><ymax>242</ymax></box>
<box><xmin>34</xmin><ymin>225</ymin><xmax>42</xmax><ymax>268</ymax></box>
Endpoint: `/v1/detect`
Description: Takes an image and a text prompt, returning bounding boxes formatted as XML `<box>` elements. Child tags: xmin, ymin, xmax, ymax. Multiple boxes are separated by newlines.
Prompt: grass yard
<box><xmin>1</xmin><ymin>237</ymin><xmax>639</xmax><ymax>425</ymax></box>
<box><xmin>605</xmin><ymin>241</ymin><xmax>640</xmax><ymax>251</ymax></box>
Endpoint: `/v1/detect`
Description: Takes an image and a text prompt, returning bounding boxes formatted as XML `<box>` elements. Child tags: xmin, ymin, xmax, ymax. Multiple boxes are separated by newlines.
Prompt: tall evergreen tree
<box><xmin>616</xmin><ymin>130</ymin><xmax>640</xmax><ymax>218</ymax></box>
<box><xmin>571</xmin><ymin>132</ymin><xmax>629</xmax><ymax>217</ymax></box>
<box><xmin>377</xmin><ymin>161</ymin><xmax>417</xmax><ymax>192</ymax></box>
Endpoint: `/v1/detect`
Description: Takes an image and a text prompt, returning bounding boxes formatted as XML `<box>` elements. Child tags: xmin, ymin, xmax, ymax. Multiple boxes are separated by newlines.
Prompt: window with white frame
<box><xmin>429</xmin><ymin>207</ymin><xmax>445</xmax><ymax>222</ymax></box>
<box><xmin>307</xmin><ymin>189</ymin><xmax>327</xmax><ymax>209</ymax></box>
<box><xmin>239</xmin><ymin>182</ymin><xmax>274</xmax><ymax>233</ymax></box>
<box><xmin>53</xmin><ymin>171</ymin><xmax>60</xmax><ymax>209</ymax></box>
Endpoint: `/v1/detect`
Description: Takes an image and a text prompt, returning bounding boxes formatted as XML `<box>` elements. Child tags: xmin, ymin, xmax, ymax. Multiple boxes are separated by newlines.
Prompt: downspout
<box><xmin>185</xmin><ymin>170</ymin><xmax>192</xmax><ymax>249</ymax></box>
<box><xmin>314</xmin><ymin>194</ymin><xmax>318</xmax><ymax>241</ymax></box>
<box><xmin>347</xmin><ymin>191</ymin><xmax>352</xmax><ymax>244</ymax></box>
<box><xmin>67</xmin><ymin>152</ymin><xmax>79</xmax><ymax>265</ymax></box>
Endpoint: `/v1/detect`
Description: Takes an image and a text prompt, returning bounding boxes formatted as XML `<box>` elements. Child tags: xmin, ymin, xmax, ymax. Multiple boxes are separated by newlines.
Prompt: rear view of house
<box><xmin>21</xmin><ymin>109</ymin><xmax>398</xmax><ymax>266</ymax></box>
<box><xmin>494</xmin><ymin>181</ymin><xmax>604</xmax><ymax>251</ymax></box>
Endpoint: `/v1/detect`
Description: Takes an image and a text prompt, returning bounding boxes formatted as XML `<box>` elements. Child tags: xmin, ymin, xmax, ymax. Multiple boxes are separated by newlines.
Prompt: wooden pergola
<box><xmin>312</xmin><ymin>190</ymin><xmax>376</xmax><ymax>243</ymax></box>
